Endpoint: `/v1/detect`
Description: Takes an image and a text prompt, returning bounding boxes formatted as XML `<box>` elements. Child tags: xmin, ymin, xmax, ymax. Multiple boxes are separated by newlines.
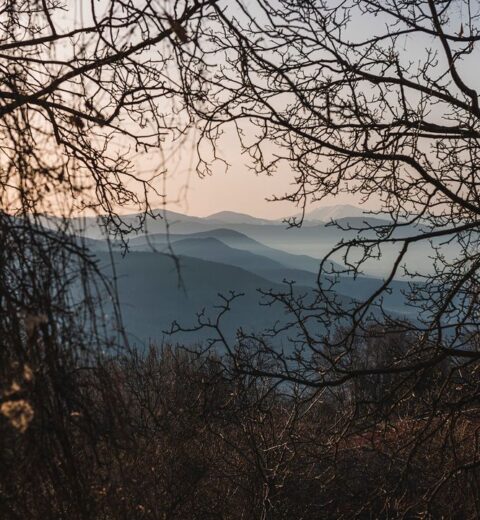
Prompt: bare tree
<box><xmin>0</xmin><ymin>1</ymin><xmax>216</xmax><ymax>517</ymax></box>
<box><xmin>167</xmin><ymin>0</ymin><xmax>480</xmax><ymax>513</ymax></box>
<box><xmin>4</xmin><ymin>0</ymin><xmax>480</xmax><ymax>517</ymax></box>
<box><xmin>170</xmin><ymin>0</ymin><xmax>480</xmax><ymax>406</ymax></box>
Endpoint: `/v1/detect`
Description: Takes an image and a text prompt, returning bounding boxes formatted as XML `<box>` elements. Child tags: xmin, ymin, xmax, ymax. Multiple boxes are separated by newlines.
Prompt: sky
<box><xmin>51</xmin><ymin>0</ymin><xmax>478</xmax><ymax>220</ymax></box>
<box><xmin>135</xmin><ymin>125</ymin><xmax>369</xmax><ymax>219</ymax></box>
<box><xmin>128</xmin><ymin>0</ymin><xmax>477</xmax><ymax>220</ymax></box>
<box><xmin>138</xmin><ymin>138</ymin><xmax>369</xmax><ymax>219</ymax></box>
<box><xmin>58</xmin><ymin>1</ymin><xmax>321</xmax><ymax>220</ymax></box>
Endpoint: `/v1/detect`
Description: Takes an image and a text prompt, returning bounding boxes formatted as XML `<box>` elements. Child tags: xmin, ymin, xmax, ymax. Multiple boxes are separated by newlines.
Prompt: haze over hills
<box><xmin>58</xmin><ymin>203</ymin><xmax>457</xmax><ymax>346</ymax></box>
<box><xmin>74</xmin><ymin>203</ymin><xmax>457</xmax><ymax>279</ymax></box>
<box><xmin>73</xmin><ymin>206</ymin><xmax>406</xmax><ymax>274</ymax></box>
<box><xmin>82</xmin><ymin>220</ymin><xmax>418</xmax><ymax>346</ymax></box>
<box><xmin>126</xmin><ymin>228</ymin><xmax>338</xmax><ymax>274</ymax></box>
<box><xmin>36</xmin><ymin>209</ymin><xmax>451</xmax><ymax>351</ymax></box>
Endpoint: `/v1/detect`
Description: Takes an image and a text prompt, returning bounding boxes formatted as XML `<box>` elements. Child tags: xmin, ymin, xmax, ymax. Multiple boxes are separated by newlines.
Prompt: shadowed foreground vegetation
<box><xmin>2</xmin><ymin>339</ymin><xmax>480</xmax><ymax>519</ymax></box>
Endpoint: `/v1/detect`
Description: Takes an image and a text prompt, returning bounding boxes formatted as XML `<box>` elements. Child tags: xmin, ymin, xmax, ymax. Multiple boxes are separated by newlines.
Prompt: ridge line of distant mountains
<box><xmin>36</xmin><ymin>204</ymin><xmax>455</xmax><ymax>344</ymax></box>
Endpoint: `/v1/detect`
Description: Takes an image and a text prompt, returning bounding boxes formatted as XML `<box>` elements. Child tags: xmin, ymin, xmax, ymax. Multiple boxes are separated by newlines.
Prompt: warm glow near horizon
<box><xmin>128</xmin><ymin>127</ymin><xmax>371</xmax><ymax>220</ymax></box>
<box><xmin>160</xmin><ymin>166</ymin><xmax>368</xmax><ymax>219</ymax></box>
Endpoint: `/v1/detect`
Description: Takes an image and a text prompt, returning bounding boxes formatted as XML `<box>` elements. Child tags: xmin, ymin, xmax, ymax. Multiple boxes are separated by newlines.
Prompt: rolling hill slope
<box><xmin>96</xmin><ymin>251</ymin><xmax>323</xmax><ymax>346</ymax></box>
<box><xmin>125</xmin><ymin>233</ymin><xmax>414</xmax><ymax>316</ymax></box>
<box><xmin>128</xmin><ymin>228</ymin><xmax>332</xmax><ymax>273</ymax></box>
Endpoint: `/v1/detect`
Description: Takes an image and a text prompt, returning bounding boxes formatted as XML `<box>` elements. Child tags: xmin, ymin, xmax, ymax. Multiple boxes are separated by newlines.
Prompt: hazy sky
<box><xmin>59</xmin><ymin>0</ymin><xmax>478</xmax><ymax>219</ymax></box>
<box><xmin>137</xmin><ymin>133</ymin><xmax>365</xmax><ymax>220</ymax></box>
<box><xmin>137</xmin><ymin>129</ymin><xmax>368</xmax><ymax>219</ymax></box>
<box><xmin>133</xmin><ymin>1</ymin><xmax>477</xmax><ymax>220</ymax></box>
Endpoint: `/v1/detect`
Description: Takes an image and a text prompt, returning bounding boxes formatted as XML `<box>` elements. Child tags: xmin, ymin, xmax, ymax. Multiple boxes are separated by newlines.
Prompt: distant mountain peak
<box><xmin>304</xmin><ymin>204</ymin><xmax>365</xmax><ymax>222</ymax></box>
<box><xmin>205</xmin><ymin>211</ymin><xmax>276</xmax><ymax>225</ymax></box>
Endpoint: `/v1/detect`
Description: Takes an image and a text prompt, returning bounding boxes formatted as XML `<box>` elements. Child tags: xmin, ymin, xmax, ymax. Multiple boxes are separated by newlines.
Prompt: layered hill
<box><xmin>96</xmin><ymin>251</ymin><xmax>323</xmax><ymax>345</ymax></box>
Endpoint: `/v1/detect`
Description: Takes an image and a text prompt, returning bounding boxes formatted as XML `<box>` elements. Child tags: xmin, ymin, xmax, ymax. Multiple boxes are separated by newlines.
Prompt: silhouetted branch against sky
<box><xmin>162</xmin><ymin>0</ymin><xmax>480</xmax><ymax>383</ymax></box>
<box><xmin>1</xmin><ymin>0</ymin><xmax>480</xmax><ymax>355</ymax></box>
<box><xmin>3</xmin><ymin>3</ymin><xmax>480</xmax><ymax>516</ymax></box>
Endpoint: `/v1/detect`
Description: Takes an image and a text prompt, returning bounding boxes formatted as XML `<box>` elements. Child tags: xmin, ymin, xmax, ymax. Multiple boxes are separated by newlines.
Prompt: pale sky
<box><xmin>53</xmin><ymin>0</ymin><xmax>478</xmax><ymax>220</ymax></box>
<box><xmin>135</xmin><ymin>133</ymin><xmax>368</xmax><ymax>219</ymax></box>
<box><xmin>129</xmin><ymin>1</ymin><xmax>477</xmax><ymax>220</ymax></box>
<box><xmin>131</xmin><ymin>121</ymin><xmax>370</xmax><ymax>219</ymax></box>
